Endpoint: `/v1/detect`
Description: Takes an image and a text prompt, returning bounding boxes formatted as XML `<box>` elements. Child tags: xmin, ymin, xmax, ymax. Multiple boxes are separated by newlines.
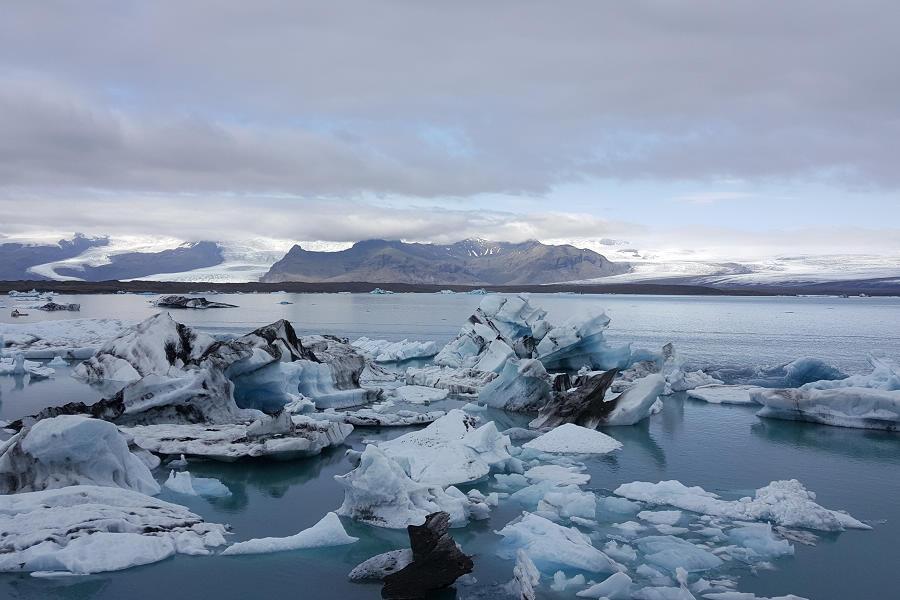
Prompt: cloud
<box><xmin>1</xmin><ymin>1</ymin><xmax>899</xmax><ymax>199</ymax></box>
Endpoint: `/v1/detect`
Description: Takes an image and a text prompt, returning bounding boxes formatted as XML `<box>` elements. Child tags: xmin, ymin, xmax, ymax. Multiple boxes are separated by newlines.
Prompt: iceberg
<box><xmin>123</xmin><ymin>414</ymin><xmax>352</xmax><ymax>461</ymax></box>
<box><xmin>506</xmin><ymin>548</ymin><xmax>541</xmax><ymax>600</ymax></box>
<box><xmin>320</xmin><ymin>408</ymin><xmax>446</xmax><ymax>427</ymax></box>
<box><xmin>635</xmin><ymin>535</ymin><xmax>723</xmax><ymax>573</ymax></box>
<box><xmin>0</xmin><ymin>485</ymin><xmax>226</xmax><ymax>575</ymax></box>
<box><xmin>377</xmin><ymin>409</ymin><xmax>513</xmax><ymax>487</ymax></box>
<box><xmin>532</xmin><ymin>372</ymin><xmax>664</xmax><ymax>429</ymax></box>
<box><xmin>523</xmin><ymin>423</ymin><xmax>623</xmax><ymax>454</ymax></box>
<box><xmin>753</xmin><ymin>386</ymin><xmax>900</xmax><ymax>431</ymax></box>
<box><xmin>496</xmin><ymin>512</ymin><xmax>624</xmax><ymax>574</ymax></box>
<box><xmin>222</xmin><ymin>511</ymin><xmax>357</xmax><ymax>555</ymax></box>
<box><xmin>163</xmin><ymin>470</ymin><xmax>231</xmax><ymax>497</ymax></box>
<box><xmin>348</xmin><ymin>549</ymin><xmax>413</xmax><ymax>581</ymax></box>
<box><xmin>708</xmin><ymin>357</ymin><xmax>846</xmax><ymax>388</ymax></box>
<box><xmin>480</xmin><ymin>358</ymin><xmax>552</xmax><ymax>412</ymax></box>
<box><xmin>687</xmin><ymin>385</ymin><xmax>762</xmax><ymax>405</ymax></box>
<box><xmin>351</xmin><ymin>336</ymin><xmax>438</xmax><ymax>363</ymax></box>
<box><xmin>405</xmin><ymin>365</ymin><xmax>497</xmax><ymax>394</ymax></box>
<box><xmin>614</xmin><ymin>479</ymin><xmax>869</xmax><ymax>531</ymax></box>
<box><xmin>0</xmin><ymin>353</ymin><xmax>54</xmax><ymax>378</ymax></box>
<box><xmin>536</xmin><ymin>313</ymin><xmax>632</xmax><ymax>372</ymax></box>
<box><xmin>0</xmin><ymin>415</ymin><xmax>159</xmax><ymax>495</ymax></box>
<box><xmin>577</xmin><ymin>572</ymin><xmax>634</xmax><ymax>598</ymax></box>
<box><xmin>389</xmin><ymin>384</ymin><xmax>450</xmax><ymax>404</ymax></box>
<box><xmin>0</xmin><ymin>319</ymin><xmax>132</xmax><ymax>360</ymax></box>
<box><xmin>335</xmin><ymin>445</ymin><xmax>475</xmax><ymax>529</ymax></box>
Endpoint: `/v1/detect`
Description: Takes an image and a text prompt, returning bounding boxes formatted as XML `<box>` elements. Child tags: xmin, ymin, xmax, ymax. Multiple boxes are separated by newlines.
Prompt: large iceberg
<box><xmin>335</xmin><ymin>445</ymin><xmax>477</xmax><ymax>529</ymax></box>
<box><xmin>0</xmin><ymin>485</ymin><xmax>226</xmax><ymax>575</ymax></box>
<box><xmin>30</xmin><ymin>315</ymin><xmax>375</xmax><ymax>428</ymax></box>
<box><xmin>753</xmin><ymin>386</ymin><xmax>899</xmax><ymax>431</ymax></box>
<box><xmin>614</xmin><ymin>479</ymin><xmax>868</xmax><ymax>531</ymax></box>
<box><xmin>0</xmin><ymin>415</ymin><xmax>159</xmax><ymax>495</ymax></box>
<box><xmin>377</xmin><ymin>409</ymin><xmax>513</xmax><ymax>487</ymax></box>
<box><xmin>752</xmin><ymin>355</ymin><xmax>900</xmax><ymax>430</ymax></box>
<box><xmin>123</xmin><ymin>414</ymin><xmax>352</xmax><ymax>461</ymax></box>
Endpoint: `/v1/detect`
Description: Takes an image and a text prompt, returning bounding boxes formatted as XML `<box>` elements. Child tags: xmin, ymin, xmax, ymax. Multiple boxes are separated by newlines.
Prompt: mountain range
<box><xmin>2</xmin><ymin>234</ymin><xmax>898</xmax><ymax>292</ymax></box>
<box><xmin>260</xmin><ymin>239</ymin><xmax>628</xmax><ymax>284</ymax></box>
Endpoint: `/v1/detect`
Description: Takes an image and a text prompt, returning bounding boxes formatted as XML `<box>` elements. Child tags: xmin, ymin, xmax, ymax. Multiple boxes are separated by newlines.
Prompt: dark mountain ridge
<box><xmin>261</xmin><ymin>238</ymin><xmax>629</xmax><ymax>285</ymax></box>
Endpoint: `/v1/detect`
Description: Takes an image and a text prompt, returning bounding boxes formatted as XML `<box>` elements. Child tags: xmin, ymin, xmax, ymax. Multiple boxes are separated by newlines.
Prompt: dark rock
<box><xmin>381</xmin><ymin>512</ymin><xmax>474</xmax><ymax>599</ymax></box>
<box><xmin>529</xmin><ymin>368</ymin><xmax>619</xmax><ymax>429</ymax></box>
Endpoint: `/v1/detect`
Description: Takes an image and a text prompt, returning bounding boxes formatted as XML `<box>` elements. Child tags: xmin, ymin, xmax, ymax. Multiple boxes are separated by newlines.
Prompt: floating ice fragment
<box><xmin>222</xmin><ymin>512</ymin><xmax>357</xmax><ymax>555</ymax></box>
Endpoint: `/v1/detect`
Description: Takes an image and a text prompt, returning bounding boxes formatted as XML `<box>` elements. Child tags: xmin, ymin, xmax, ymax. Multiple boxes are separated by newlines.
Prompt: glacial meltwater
<box><xmin>1</xmin><ymin>292</ymin><xmax>898</xmax><ymax>600</ymax></box>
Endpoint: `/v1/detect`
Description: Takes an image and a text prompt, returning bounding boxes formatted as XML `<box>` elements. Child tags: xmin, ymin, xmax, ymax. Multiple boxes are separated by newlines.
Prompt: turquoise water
<box><xmin>1</xmin><ymin>293</ymin><xmax>898</xmax><ymax>599</ymax></box>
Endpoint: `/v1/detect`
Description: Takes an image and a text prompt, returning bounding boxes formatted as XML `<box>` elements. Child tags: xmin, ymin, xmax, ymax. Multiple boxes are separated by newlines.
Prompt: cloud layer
<box><xmin>1</xmin><ymin>1</ymin><xmax>898</xmax><ymax>256</ymax></box>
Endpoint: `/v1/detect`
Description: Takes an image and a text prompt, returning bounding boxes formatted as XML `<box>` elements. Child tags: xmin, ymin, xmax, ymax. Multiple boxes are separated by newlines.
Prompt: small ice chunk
<box><xmin>551</xmin><ymin>571</ymin><xmax>586</xmax><ymax>591</ymax></box>
<box><xmin>348</xmin><ymin>549</ymin><xmax>413</xmax><ymax>581</ymax></box>
<box><xmin>222</xmin><ymin>512</ymin><xmax>358</xmax><ymax>555</ymax></box>
<box><xmin>577</xmin><ymin>571</ymin><xmax>633</xmax><ymax>598</ymax></box>
<box><xmin>163</xmin><ymin>470</ymin><xmax>231</xmax><ymax>498</ymax></box>
<box><xmin>638</xmin><ymin>510</ymin><xmax>683</xmax><ymax>525</ymax></box>
<box><xmin>635</xmin><ymin>536</ymin><xmax>723</xmax><ymax>573</ymax></box>
<box><xmin>687</xmin><ymin>385</ymin><xmax>761</xmax><ymax>405</ymax></box>
<box><xmin>523</xmin><ymin>423</ymin><xmax>623</xmax><ymax>455</ymax></box>
<box><xmin>524</xmin><ymin>465</ymin><xmax>590</xmax><ymax>486</ymax></box>
<box><xmin>496</xmin><ymin>512</ymin><xmax>623</xmax><ymax>574</ymax></box>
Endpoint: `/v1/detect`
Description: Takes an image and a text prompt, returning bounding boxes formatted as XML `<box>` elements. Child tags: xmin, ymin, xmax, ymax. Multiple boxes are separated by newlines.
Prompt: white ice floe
<box><xmin>320</xmin><ymin>408</ymin><xmax>446</xmax><ymax>427</ymax></box>
<box><xmin>405</xmin><ymin>365</ymin><xmax>497</xmax><ymax>395</ymax></box>
<box><xmin>480</xmin><ymin>358</ymin><xmax>552</xmax><ymax>412</ymax></box>
<box><xmin>496</xmin><ymin>512</ymin><xmax>624</xmax><ymax>574</ymax></box>
<box><xmin>524</xmin><ymin>465</ymin><xmax>590</xmax><ymax>486</ymax></box>
<box><xmin>348</xmin><ymin>548</ymin><xmax>413</xmax><ymax>581</ymax></box>
<box><xmin>351</xmin><ymin>337</ymin><xmax>438</xmax><ymax>363</ymax></box>
<box><xmin>335</xmin><ymin>445</ymin><xmax>477</xmax><ymax>529</ymax></box>
<box><xmin>0</xmin><ymin>415</ymin><xmax>159</xmax><ymax>495</ymax></box>
<box><xmin>222</xmin><ymin>512</ymin><xmax>357</xmax><ymax>555</ymax></box>
<box><xmin>389</xmin><ymin>385</ymin><xmax>450</xmax><ymax>404</ymax></box>
<box><xmin>753</xmin><ymin>386</ymin><xmax>900</xmax><ymax>431</ymax></box>
<box><xmin>687</xmin><ymin>385</ymin><xmax>762</xmax><ymax>405</ymax></box>
<box><xmin>163</xmin><ymin>470</ymin><xmax>231</xmax><ymax>497</ymax></box>
<box><xmin>377</xmin><ymin>409</ymin><xmax>513</xmax><ymax>487</ymax></box>
<box><xmin>614</xmin><ymin>479</ymin><xmax>869</xmax><ymax>531</ymax></box>
<box><xmin>638</xmin><ymin>510</ymin><xmax>683</xmax><ymax>526</ymax></box>
<box><xmin>0</xmin><ymin>318</ymin><xmax>132</xmax><ymax>359</ymax></box>
<box><xmin>123</xmin><ymin>415</ymin><xmax>352</xmax><ymax>461</ymax></box>
<box><xmin>0</xmin><ymin>353</ymin><xmax>54</xmax><ymax>378</ymax></box>
<box><xmin>635</xmin><ymin>535</ymin><xmax>723</xmax><ymax>573</ymax></box>
<box><xmin>0</xmin><ymin>485</ymin><xmax>226</xmax><ymax>575</ymax></box>
<box><xmin>523</xmin><ymin>423</ymin><xmax>623</xmax><ymax>455</ymax></box>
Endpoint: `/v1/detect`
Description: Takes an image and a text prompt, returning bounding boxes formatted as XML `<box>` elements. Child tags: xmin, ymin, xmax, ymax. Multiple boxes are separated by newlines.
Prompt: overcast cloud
<box><xmin>1</xmin><ymin>1</ymin><xmax>898</xmax><ymax>256</ymax></box>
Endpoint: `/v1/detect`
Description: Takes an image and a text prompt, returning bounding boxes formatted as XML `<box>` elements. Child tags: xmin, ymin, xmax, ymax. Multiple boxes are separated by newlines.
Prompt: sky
<box><xmin>1</xmin><ymin>1</ymin><xmax>898</xmax><ymax>261</ymax></box>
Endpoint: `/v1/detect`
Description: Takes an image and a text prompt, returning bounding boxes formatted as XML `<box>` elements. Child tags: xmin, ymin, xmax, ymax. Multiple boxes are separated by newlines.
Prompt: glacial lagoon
<box><xmin>1</xmin><ymin>292</ymin><xmax>898</xmax><ymax>600</ymax></box>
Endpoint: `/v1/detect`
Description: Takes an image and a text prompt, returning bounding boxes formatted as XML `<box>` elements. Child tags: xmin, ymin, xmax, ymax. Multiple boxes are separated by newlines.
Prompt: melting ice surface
<box><xmin>0</xmin><ymin>293</ymin><xmax>899</xmax><ymax>599</ymax></box>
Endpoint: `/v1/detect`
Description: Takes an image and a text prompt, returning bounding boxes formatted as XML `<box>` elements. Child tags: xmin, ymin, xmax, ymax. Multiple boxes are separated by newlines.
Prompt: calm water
<box><xmin>1</xmin><ymin>293</ymin><xmax>898</xmax><ymax>600</ymax></box>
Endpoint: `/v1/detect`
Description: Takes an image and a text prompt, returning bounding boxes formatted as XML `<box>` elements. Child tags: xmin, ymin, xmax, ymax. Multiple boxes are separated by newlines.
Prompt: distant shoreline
<box><xmin>0</xmin><ymin>279</ymin><xmax>896</xmax><ymax>297</ymax></box>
